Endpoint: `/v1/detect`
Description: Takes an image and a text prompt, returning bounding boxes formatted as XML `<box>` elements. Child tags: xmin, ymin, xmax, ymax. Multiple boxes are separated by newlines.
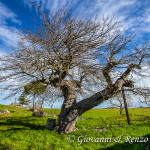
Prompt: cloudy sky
<box><xmin>0</xmin><ymin>0</ymin><xmax>150</xmax><ymax>107</ymax></box>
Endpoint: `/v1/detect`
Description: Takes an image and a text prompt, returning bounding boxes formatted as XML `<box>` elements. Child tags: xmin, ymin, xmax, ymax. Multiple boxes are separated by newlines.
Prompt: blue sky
<box><xmin>0</xmin><ymin>0</ymin><xmax>150</xmax><ymax>108</ymax></box>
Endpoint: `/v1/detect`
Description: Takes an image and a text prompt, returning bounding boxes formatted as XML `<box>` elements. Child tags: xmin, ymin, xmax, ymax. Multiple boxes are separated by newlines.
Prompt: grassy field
<box><xmin>0</xmin><ymin>104</ymin><xmax>150</xmax><ymax>150</ymax></box>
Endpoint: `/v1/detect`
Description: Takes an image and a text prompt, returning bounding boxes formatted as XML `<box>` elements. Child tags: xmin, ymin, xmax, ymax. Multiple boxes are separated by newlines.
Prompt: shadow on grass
<box><xmin>97</xmin><ymin>134</ymin><xmax>150</xmax><ymax>150</ymax></box>
<box><xmin>0</xmin><ymin>116</ymin><xmax>47</xmax><ymax>131</ymax></box>
<box><xmin>10</xmin><ymin>111</ymin><xmax>15</xmax><ymax>113</ymax></box>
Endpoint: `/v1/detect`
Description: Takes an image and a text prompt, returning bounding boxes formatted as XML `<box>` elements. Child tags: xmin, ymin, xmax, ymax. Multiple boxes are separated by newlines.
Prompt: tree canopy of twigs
<box><xmin>0</xmin><ymin>5</ymin><xmax>150</xmax><ymax>134</ymax></box>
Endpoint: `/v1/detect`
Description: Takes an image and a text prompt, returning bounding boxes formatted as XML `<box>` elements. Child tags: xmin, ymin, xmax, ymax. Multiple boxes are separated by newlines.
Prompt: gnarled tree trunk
<box><xmin>55</xmin><ymin>81</ymin><xmax>79</xmax><ymax>134</ymax></box>
<box><xmin>53</xmin><ymin>65</ymin><xmax>139</xmax><ymax>134</ymax></box>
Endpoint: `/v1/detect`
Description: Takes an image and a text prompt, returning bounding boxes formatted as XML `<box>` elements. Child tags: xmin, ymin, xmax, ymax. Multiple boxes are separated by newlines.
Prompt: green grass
<box><xmin>0</xmin><ymin>105</ymin><xmax>150</xmax><ymax>150</ymax></box>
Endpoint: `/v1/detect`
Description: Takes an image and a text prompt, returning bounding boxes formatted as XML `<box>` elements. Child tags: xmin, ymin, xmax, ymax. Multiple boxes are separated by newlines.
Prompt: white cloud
<box><xmin>96</xmin><ymin>0</ymin><xmax>136</xmax><ymax>16</ymax></box>
<box><xmin>0</xmin><ymin>26</ymin><xmax>20</xmax><ymax>47</ymax></box>
<box><xmin>0</xmin><ymin>2</ymin><xmax>21</xmax><ymax>48</ymax></box>
<box><xmin>127</xmin><ymin>8</ymin><xmax>150</xmax><ymax>34</ymax></box>
<box><xmin>0</xmin><ymin>2</ymin><xmax>21</xmax><ymax>25</ymax></box>
<box><xmin>23</xmin><ymin>0</ymin><xmax>79</xmax><ymax>11</ymax></box>
<box><xmin>23</xmin><ymin>0</ymin><xmax>150</xmax><ymax>36</ymax></box>
<box><xmin>133</xmin><ymin>66</ymin><xmax>150</xmax><ymax>88</ymax></box>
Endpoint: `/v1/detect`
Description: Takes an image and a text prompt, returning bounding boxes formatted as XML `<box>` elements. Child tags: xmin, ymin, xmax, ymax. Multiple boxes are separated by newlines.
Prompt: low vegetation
<box><xmin>0</xmin><ymin>104</ymin><xmax>150</xmax><ymax>150</ymax></box>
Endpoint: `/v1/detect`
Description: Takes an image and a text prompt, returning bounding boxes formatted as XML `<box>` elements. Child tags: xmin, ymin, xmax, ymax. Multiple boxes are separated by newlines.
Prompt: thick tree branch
<box><xmin>74</xmin><ymin>63</ymin><xmax>141</xmax><ymax>115</ymax></box>
<box><xmin>102</xmin><ymin>62</ymin><xmax>118</xmax><ymax>87</ymax></box>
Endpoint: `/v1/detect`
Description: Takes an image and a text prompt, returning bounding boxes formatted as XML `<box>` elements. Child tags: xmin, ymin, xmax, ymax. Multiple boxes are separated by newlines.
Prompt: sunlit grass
<box><xmin>0</xmin><ymin>104</ymin><xmax>150</xmax><ymax>150</ymax></box>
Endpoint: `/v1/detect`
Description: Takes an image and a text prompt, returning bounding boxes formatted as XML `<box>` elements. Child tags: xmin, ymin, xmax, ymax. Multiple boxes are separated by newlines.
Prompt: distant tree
<box><xmin>21</xmin><ymin>81</ymin><xmax>47</xmax><ymax>111</ymax></box>
<box><xmin>109</xmin><ymin>92</ymin><xmax>132</xmax><ymax>115</ymax></box>
<box><xmin>36</xmin><ymin>98</ymin><xmax>45</xmax><ymax>109</ymax></box>
<box><xmin>0</xmin><ymin>6</ymin><xmax>150</xmax><ymax>134</ymax></box>
<box><xmin>40</xmin><ymin>85</ymin><xmax>62</xmax><ymax>115</ymax></box>
<box><xmin>137</xmin><ymin>88</ymin><xmax>150</xmax><ymax>107</ymax></box>
<box><xmin>18</xmin><ymin>96</ymin><xmax>30</xmax><ymax>106</ymax></box>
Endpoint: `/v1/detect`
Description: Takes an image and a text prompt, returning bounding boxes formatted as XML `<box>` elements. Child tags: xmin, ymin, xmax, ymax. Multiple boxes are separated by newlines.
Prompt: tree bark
<box><xmin>55</xmin><ymin>81</ymin><xmax>78</xmax><ymax>134</ymax></box>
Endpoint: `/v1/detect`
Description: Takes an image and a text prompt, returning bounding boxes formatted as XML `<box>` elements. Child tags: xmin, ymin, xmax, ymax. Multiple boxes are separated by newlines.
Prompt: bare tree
<box><xmin>109</xmin><ymin>92</ymin><xmax>132</xmax><ymax>115</ymax></box>
<box><xmin>137</xmin><ymin>88</ymin><xmax>150</xmax><ymax>107</ymax></box>
<box><xmin>0</xmin><ymin>6</ymin><xmax>150</xmax><ymax>134</ymax></box>
<box><xmin>37</xmin><ymin>98</ymin><xmax>45</xmax><ymax>109</ymax></box>
<box><xmin>40</xmin><ymin>85</ymin><xmax>62</xmax><ymax>115</ymax></box>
